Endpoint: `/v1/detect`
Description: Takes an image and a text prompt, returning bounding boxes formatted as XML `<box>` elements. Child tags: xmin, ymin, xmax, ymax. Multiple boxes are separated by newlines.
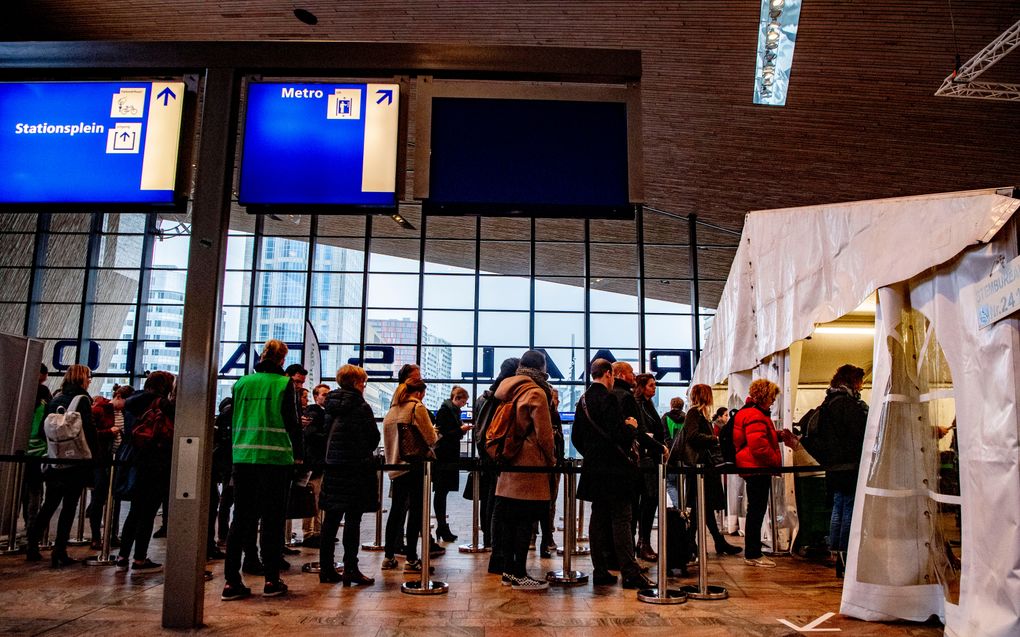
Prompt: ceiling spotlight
<box><xmin>390</xmin><ymin>213</ymin><xmax>416</xmax><ymax>230</ymax></box>
<box><xmin>754</xmin><ymin>0</ymin><xmax>801</xmax><ymax>106</ymax></box>
<box><xmin>293</xmin><ymin>8</ymin><xmax>318</xmax><ymax>25</ymax></box>
<box><xmin>770</xmin><ymin>0</ymin><xmax>785</xmax><ymax>11</ymax></box>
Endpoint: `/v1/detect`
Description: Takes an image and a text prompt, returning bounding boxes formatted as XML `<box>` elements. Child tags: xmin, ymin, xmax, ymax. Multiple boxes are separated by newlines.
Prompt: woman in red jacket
<box><xmin>733</xmin><ymin>379</ymin><xmax>795</xmax><ymax>567</ymax></box>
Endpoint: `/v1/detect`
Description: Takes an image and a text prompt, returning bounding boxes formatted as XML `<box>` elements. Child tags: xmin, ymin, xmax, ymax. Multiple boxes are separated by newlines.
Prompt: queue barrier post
<box><xmin>575</xmin><ymin>499</ymin><xmax>589</xmax><ymax>543</ymax></box>
<box><xmin>1</xmin><ymin>460</ymin><xmax>26</xmax><ymax>554</ymax></box>
<box><xmin>362</xmin><ymin>455</ymin><xmax>385</xmax><ymax>551</ymax></box>
<box><xmin>86</xmin><ymin>464</ymin><xmax>118</xmax><ymax>566</ymax></box>
<box><xmin>557</xmin><ymin>459</ymin><xmax>590</xmax><ymax>557</ymax></box>
<box><xmin>459</xmin><ymin>465</ymin><xmax>488</xmax><ymax>553</ymax></box>
<box><xmin>638</xmin><ymin>460</ymin><xmax>686</xmax><ymax>604</ymax></box>
<box><xmin>680</xmin><ymin>466</ymin><xmax>728</xmax><ymax>600</ymax></box>
<box><xmin>547</xmin><ymin>459</ymin><xmax>587</xmax><ymax>585</ymax></box>
<box><xmin>401</xmin><ymin>460</ymin><xmax>448</xmax><ymax>595</ymax></box>
<box><xmin>68</xmin><ymin>488</ymin><xmax>90</xmax><ymax>546</ymax></box>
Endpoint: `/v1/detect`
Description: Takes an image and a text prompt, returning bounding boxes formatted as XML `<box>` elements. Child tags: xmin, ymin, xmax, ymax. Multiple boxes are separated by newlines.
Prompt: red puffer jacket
<box><xmin>733</xmin><ymin>399</ymin><xmax>782</xmax><ymax>476</ymax></box>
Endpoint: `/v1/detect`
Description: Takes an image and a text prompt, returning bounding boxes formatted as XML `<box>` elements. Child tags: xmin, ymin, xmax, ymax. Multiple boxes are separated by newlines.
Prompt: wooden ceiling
<box><xmin>4</xmin><ymin>1</ymin><xmax>1020</xmax><ymax>308</ymax></box>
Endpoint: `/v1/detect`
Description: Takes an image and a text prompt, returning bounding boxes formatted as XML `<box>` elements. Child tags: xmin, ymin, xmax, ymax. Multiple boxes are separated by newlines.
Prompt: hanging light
<box><xmin>753</xmin><ymin>0</ymin><xmax>802</xmax><ymax>106</ymax></box>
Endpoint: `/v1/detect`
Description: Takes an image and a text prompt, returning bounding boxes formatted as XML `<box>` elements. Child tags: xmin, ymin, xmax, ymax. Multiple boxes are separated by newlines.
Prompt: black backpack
<box><xmin>718</xmin><ymin>412</ymin><xmax>738</xmax><ymax>465</ymax></box>
<box><xmin>798</xmin><ymin>402</ymin><xmax>837</xmax><ymax>465</ymax></box>
<box><xmin>473</xmin><ymin>392</ymin><xmax>502</xmax><ymax>461</ymax></box>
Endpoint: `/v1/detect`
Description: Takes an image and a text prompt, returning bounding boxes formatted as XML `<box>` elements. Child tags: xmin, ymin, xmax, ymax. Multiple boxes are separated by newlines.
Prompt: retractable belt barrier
<box><xmin>0</xmin><ymin>452</ymin><xmax>857</xmax><ymax>601</ymax></box>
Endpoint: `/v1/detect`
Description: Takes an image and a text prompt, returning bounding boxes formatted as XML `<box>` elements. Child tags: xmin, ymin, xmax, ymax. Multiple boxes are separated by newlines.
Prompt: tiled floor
<box><xmin>0</xmin><ymin>493</ymin><xmax>946</xmax><ymax>636</ymax></box>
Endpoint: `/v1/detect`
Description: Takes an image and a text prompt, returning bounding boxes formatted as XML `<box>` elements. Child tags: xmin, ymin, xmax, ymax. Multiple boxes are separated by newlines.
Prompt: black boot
<box><xmin>834</xmin><ymin>551</ymin><xmax>846</xmax><ymax>578</ymax></box>
<box><xmin>436</xmin><ymin>524</ymin><xmax>457</xmax><ymax>543</ymax></box>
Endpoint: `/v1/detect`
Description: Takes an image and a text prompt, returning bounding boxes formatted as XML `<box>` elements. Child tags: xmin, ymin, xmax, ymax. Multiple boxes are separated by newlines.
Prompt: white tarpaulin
<box><xmin>693</xmin><ymin>188</ymin><xmax>1020</xmax><ymax>637</ymax></box>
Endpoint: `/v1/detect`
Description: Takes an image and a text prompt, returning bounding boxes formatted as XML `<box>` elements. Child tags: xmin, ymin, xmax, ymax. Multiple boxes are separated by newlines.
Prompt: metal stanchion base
<box><xmin>301</xmin><ymin>561</ymin><xmax>342</xmax><ymax>574</ymax></box>
<box><xmin>556</xmin><ymin>546</ymin><xmax>590</xmax><ymax>556</ymax></box>
<box><xmin>38</xmin><ymin>542</ymin><xmax>53</xmax><ymax>551</ymax></box>
<box><xmin>361</xmin><ymin>543</ymin><xmax>385</xmax><ymax>551</ymax></box>
<box><xmin>0</xmin><ymin>543</ymin><xmax>24</xmax><ymax>555</ymax></box>
<box><xmin>637</xmin><ymin>588</ymin><xmax>688</xmax><ymax>604</ymax></box>
<box><xmin>679</xmin><ymin>584</ymin><xmax>728</xmax><ymax>600</ymax></box>
<box><xmin>546</xmin><ymin>569</ymin><xmax>588</xmax><ymax>585</ymax></box>
<box><xmin>67</xmin><ymin>539</ymin><xmax>91</xmax><ymax>547</ymax></box>
<box><xmin>85</xmin><ymin>556</ymin><xmax>118</xmax><ymax>566</ymax></box>
<box><xmin>458</xmin><ymin>543</ymin><xmax>490</xmax><ymax>553</ymax></box>
<box><xmin>286</xmin><ymin>539</ymin><xmax>303</xmax><ymax>548</ymax></box>
<box><xmin>401</xmin><ymin>579</ymin><xmax>448</xmax><ymax>595</ymax></box>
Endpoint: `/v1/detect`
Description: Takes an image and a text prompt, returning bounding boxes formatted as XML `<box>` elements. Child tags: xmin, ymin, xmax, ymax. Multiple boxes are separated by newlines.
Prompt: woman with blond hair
<box><xmin>672</xmin><ymin>384</ymin><xmax>741</xmax><ymax>556</ymax></box>
<box><xmin>381</xmin><ymin>378</ymin><xmax>437</xmax><ymax>573</ymax></box>
<box><xmin>26</xmin><ymin>364</ymin><xmax>96</xmax><ymax>567</ymax></box>
<box><xmin>732</xmin><ymin>379</ymin><xmax>796</xmax><ymax>567</ymax></box>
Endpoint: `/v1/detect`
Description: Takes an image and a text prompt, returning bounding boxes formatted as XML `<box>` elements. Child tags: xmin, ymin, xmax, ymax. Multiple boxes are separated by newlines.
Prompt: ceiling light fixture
<box><xmin>390</xmin><ymin>213</ymin><xmax>416</xmax><ymax>230</ymax></box>
<box><xmin>753</xmin><ymin>0</ymin><xmax>802</xmax><ymax>106</ymax></box>
<box><xmin>293</xmin><ymin>8</ymin><xmax>318</xmax><ymax>25</ymax></box>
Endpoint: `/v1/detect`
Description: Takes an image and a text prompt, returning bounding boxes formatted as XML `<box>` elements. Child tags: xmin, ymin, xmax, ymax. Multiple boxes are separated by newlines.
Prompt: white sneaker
<box><xmin>511</xmin><ymin>575</ymin><xmax>549</xmax><ymax>590</ymax></box>
<box><xmin>744</xmin><ymin>556</ymin><xmax>776</xmax><ymax>568</ymax></box>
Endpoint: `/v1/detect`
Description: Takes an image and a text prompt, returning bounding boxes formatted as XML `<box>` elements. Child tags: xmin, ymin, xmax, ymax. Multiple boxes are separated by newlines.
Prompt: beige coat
<box><xmin>383</xmin><ymin>399</ymin><xmax>438</xmax><ymax>480</ymax></box>
<box><xmin>494</xmin><ymin>375</ymin><xmax>556</xmax><ymax>501</ymax></box>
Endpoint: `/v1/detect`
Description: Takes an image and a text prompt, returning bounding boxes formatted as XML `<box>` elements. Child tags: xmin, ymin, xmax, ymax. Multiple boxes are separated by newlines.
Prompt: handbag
<box><xmin>398</xmin><ymin>421</ymin><xmax>434</xmax><ymax>462</ymax></box>
<box><xmin>285</xmin><ymin>481</ymin><xmax>317</xmax><ymax>519</ymax></box>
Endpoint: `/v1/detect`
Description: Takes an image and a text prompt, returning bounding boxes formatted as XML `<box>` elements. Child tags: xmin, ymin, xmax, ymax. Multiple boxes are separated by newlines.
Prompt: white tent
<box><xmin>693</xmin><ymin>187</ymin><xmax>1020</xmax><ymax>637</ymax></box>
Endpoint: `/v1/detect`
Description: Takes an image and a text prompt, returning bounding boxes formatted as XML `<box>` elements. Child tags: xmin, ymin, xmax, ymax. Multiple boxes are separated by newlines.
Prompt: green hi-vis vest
<box><xmin>27</xmin><ymin>402</ymin><xmax>48</xmax><ymax>457</ymax></box>
<box><xmin>665</xmin><ymin>414</ymin><xmax>684</xmax><ymax>440</ymax></box>
<box><xmin>231</xmin><ymin>372</ymin><xmax>294</xmax><ymax>466</ymax></box>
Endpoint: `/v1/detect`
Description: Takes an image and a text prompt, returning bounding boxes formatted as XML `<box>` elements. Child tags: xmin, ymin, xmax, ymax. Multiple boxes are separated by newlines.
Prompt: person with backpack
<box><xmin>491</xmin><ymin>350</ymin><xmax>556</xmax><ymax>590</ymax></box>
<box><xmin>671</xmin><ymin>383</ymin><xmax>742</xmax><ymax>557</ymax></box>
<box><xmin>733</xmin><ymin>379</ymin><xmax>797</xmax><ymax>568</ymax></box>
<box><xmin>475</xmin><ymin>356</ymin><xmax>520</xmax><ymax>574</ymax></box>
<box><xmin>572</xmin><ymin>358</ymin><xmax>653</xmax><ymax>590</ymax></box>
<box><xmin>820</xmin><ymin>364</ymin><xmax>869</xmax><ymax>578</ymax></box>
<box><xmin>26</xmin><ymin>363</ymin><xmax>96</xmax><ymax>567</ymax></box>
<box><xmin>116</xmin><ymin>371</ymin><xmax>175</xmax><ymax>574</ymax></box>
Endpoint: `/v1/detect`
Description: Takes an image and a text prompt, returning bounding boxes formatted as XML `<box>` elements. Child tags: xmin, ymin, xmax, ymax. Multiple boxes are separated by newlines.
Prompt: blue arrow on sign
<box><xmin>157</xmin><ymin>86</ymin><xmax>177</xmax><ymax>106</ymax></box>
<box><xmin>375</xmin><ymin>88</ymin><xmax>393</xmax><ymax>105</ymax></box>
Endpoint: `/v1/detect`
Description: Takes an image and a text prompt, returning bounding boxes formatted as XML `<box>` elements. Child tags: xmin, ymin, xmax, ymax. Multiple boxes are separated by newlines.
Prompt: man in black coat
<box><xmin>572</xmin><ymin>359</ymin><xmax>652</xmax><ymax>590</ymax></box>
<box><xmin>300</xmin><ymin>384</ymin><xmax>330</xmax><ymax>547</ymax></box>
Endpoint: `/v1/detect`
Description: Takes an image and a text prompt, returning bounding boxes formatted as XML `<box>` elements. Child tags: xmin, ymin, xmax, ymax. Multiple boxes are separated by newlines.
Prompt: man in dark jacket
<box><xmin>573</xmin><ymin>359</ymin><xmax>652</xmax><ymax>590</ymax></box>
<box><xmin>300</xmin><ymin>384</ymin><xmax>330</xmax><ymax>548</ymax></box>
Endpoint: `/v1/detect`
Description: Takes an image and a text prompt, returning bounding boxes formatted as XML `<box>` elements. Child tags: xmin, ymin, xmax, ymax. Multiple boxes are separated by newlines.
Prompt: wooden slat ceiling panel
<box><xmin>6</xmin><ymin>0</ymin><xmax>1019</xmax><ymax>310</ymax></box>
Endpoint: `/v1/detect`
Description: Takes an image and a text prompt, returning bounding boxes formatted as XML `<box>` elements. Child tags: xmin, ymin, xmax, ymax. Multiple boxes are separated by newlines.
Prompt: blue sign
<box><xmin>0</xmin><ymin>81</ymin><xmax>185</xmax><ymax>204</ymax></box>
<box><xmin>238</xmin><ymin>82</ymin><xmax>400</xmax><ymax>206</ymax></box>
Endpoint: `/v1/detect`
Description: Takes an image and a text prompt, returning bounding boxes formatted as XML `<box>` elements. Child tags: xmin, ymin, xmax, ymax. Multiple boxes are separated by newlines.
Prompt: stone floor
<box><xmin>0</xmin><ymin>493</ymin><xmax>946</xmax><ymax>636</ymax></box>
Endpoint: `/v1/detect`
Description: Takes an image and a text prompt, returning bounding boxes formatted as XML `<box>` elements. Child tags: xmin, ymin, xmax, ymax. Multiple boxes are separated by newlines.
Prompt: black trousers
<box><xmin>384</xmin><ymin>469</ymin><xmax>423</xmax><ymax>561</ymax></box>
<box><xmin>28</xmin><ymin>469</ymin><xmax>85</xmax><ymax>557</ymax></box>
<box><xmin>87</xmin><ymin>465</ymin><xmax>117</xmax><ymax>542</ymax></box>
<box><xmin>744</xmin><ymin>475</ymin><xmax>772</xmax><ymax>559</ymax></box>
<box><xmin>496</xmin><ymin>497</ymin><xmax>548</xmax><ymax>578</ymax></box>
<box><xmin>321</xmin><ymin>508</ymin><xmax>364</xmax><ymax>570</ymax></box>
<box><xmin>225</xmin><ymin>463</ymin><xmax>290</xmax><ymax>584</ymax></box>
<box><xmin>589</xmin><ymin>494</ymin><xmax>641</xmax><ymax>579</ymax></box>
<box><xmin>118</xmin><ymin>469</ymin><xmax>169</xmax><ymax>562</ymax></box>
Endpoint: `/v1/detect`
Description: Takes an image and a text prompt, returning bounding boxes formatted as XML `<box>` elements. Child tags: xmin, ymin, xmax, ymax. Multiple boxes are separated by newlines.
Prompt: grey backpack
<box><xmin>43</xmin><ymin>394</ymin><xmax>92</xmax><ymax>470</ymax></box>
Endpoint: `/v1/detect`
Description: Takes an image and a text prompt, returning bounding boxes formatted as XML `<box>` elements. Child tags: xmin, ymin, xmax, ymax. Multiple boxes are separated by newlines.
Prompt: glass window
<box><xmin>0</xmin><ymin>303</ymin><xmax>25</xmax><ymax>334</ymax></box>
<box><xmin>255</xmin><ymin>271</ymin><xmax>307</xmax><ymax>306</ymax></box>
<box><xmin>645</xmin><ymin>284</ymin><xmax>691</xmax><ymax>313</ymax></box>
<box><xmin>590</xmin><ymin>314</ymin><xmax>639</xmax><ymax>349</ymax></box>
<box><xmin>44</xmin><ymin>234</ymin><xmax>89</xmax><ymax>267</ymax></box>
<box><xmin>262</xmin><ymin>214</ymin><xmax>311</xmax><ymax>236</ymax></box>
<box><xmin>422</xmin><ymin>310</ymin><xmax>475</xmax><ymax>346</ymax></box>
<box><xmin>316</xmin><ymin>215</ymin><xmax>366</xmax><ymax>237</ymax></box>
<box><xmin>534</xmin><ymin>312</ymin><xmax>584</xmax><ymax>349</ymax></box>
<box><xmin>250</xmin><ymin>307</ymin><xmax>305</xmax><ymax>343</ymax></box>
<box><xmin>535</xmin><ymin>218</ymin><xmax>584</xmax><ymax>241</ymax></box>
<box><xmin>370</xmin><ymin>239</ymin><xmax>421</xmax><ymax>272</ymax></box>
<box><xmin>90</xmin><ymin>304</ymin><xmax>136</xmax><ymax>340</ymax></box>
<box><xmin>481</xmin><ymin>217</ymin><xmax>530</xmax><ymax>241</ymax></box>
<box><xmin>535</xmin><ymin>242</ymin><xmax>584</xmax><ymax>276</ymax></box>
<box><xmin>3</xmin><ymin>234</ymin><xmax>36</xmax><ymax>267</ymax></box>
<box><xmin>222</xmin><ymin>271</ymin><xmax>253</xmax><ymax>306</ymax></box>
<box><xmin>423</xmin><ymin>275</ymin><xmax>475</xmax><ymax>310</ymax></box>
<box><xmin>589</xmin><ymin>243</ymin><xmax>638</xmax><ymax>278</ymax></box>
<box><xmin>316</xmin><ymin>343</ymin><xmax>362</xmax><ymax>382</ymax></box>
<box><xmin>219</xmin><ymin>307</ymin><xmax>251</xmax><ymax>342</ymax></box>
<box><xmin>425</xmin><ymin>240</ymin><xmax>475</xmax><ymax>273</ymax></box>
<box><xmin>478</xmin><ymin>311</ymin><xmax>529</xmax><ymax>347</ymax></box>
<box><xmin>0</xmin><ymin>213</ymin><xmax>38</xmax><ymax>232</ymax></box>
<box><xmin>95</xmin><ymin>270</ymin><xmax>141</xmax><ymax>304</ymax></box>
<box><xmin>645</xmin><ymin>315</ymin><xmax>694</xmax><ymax>350</ymax></box>
<box><xmin>40</xmin><ymin>269</ymin><xmax>86</xmax><ymax>303</ymax></box>
<box><xmin>367</xmin><ymin>273</ymin><xmax>418</xmax><ymax>308</ymax></box>
<box><xmin>480</xmin><ymin>241</ymin><xmax>529</xmax><ymax>276</ymax></box>
<box><xmin>309</xmin><ymin>307</ymin><xmax>362</xmax><ymax>344</ymax></box>
<box><xmin>0</xmin><ymin>268</ymin><xmax>31</xmax><ymax>302</ymax></box>
<box><xmin>310</xmin><ymin>272</ymin><xmax>363</xmax><ymax>307</ymax></box>
<box><xmin>372</xmin><ymin>209</ymin><xmax>420</xmax><ymax>238</ymax></box>
<box><xmin>590</xmin><ymin>279</ymin><xmax>638</xmax><ymax>312</ymax></box>
<box><xmin>366</xmin><ymin>310</ymin><xmax>418</xmax><ymax>345</ymax></box>
<box><xmin>479</xmin><ymin>275</ymin><xmax>529</xmax><ymax>311</ymax></box>
<box><xmin>140</xmin><ymin>339</ymin><xmax>183</xmax><ymax>375</ymax></box>
<box><xmin>102</xmin><ymin>213</ymin><xmax>148</xmax><ymax>234</ymax></box>
<box><xmin>643</xmin><ymin>245</ymin><xmax>690</xmax><ymax>279</ymax></box>
<box><xmin>151</xmin><ymin>234</ymin><xmax>191</xmax><ymax>269</ymax></box>
<box><xmin>590</xmin><ymin>218</ymin><xmax>635</xmax><ymax>243</ymax></box>
<box><xmin>258</xmin><ymin>236</ymin><xmax>308</xmax><ymax>270</ymax></box>
<box><xmin>642</xmin><ymin>208</ymin><xmax>688</xmax><ymax>245</ymax></box>
<box><xmin>98</xmin><ymin>234</ymin><xmax>145</xmax><ymax>269</ymax></box>
<box><xmin>535</xmin><ymin>277</ymin><xmax>584</xmax><ymax>311</ymax></box>
<box><xmin>427</xmin><ymin>216</ymin><xmax>475</xmax><ymax>240</ymax></box>
<box><xmin>313</xmin><ymin>237</ymin><xmax>365</xmax><ymax>271</ymax></box>
<box><xmin>50</xmin><ymin>213</ymin><xmax>91</xmax><ymax>233</ymax></box>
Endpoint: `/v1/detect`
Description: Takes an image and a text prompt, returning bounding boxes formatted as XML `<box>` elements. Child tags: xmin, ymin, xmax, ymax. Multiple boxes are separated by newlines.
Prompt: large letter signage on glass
<box><xmin>0</xmin><ymin>81</ymin><xmax>185</xmax><ymax>204</ymax></box>
<box><xmin>238</xmin><ymin>82</ymin><xmax>400</xmax><ymax>207</ymax></box>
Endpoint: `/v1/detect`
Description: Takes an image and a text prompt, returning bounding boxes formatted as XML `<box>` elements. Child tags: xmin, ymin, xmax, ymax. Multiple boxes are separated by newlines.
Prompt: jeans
<box><xmin>744</xmin><ymin>475</ymin><xmax>772</xmax><ymax>559</ymax></box>
<box><xmin>384</xmin><ymin>470</ymin><xmax>423</xmax><ymax>561</ymax></box>
<box><xmin>321</xmin><ymin>508</ymin><xmax>364</xmax><ymax>570</ymax></box>
<box><xmin>829</xmin><ymin>490</ymin><xmax>854</xmax><ymax>552</ymax></box>
<box><xmin>589</xmin><ymin>495</ymin><xmax>641</xmax><ymax>579</ymax></box>
<box><xmin>224</xmin><ymin>464</ymin><xmax>290</xmax><ymax>584</ymax></box>
<box><xmin>665</xmin><ymin>474</ymin><xmax>680</xmax><ymax>509</ymax></box>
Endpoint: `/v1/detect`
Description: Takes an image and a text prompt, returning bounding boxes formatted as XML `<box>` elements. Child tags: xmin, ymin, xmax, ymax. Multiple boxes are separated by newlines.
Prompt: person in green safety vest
<box><xmin>222</xmin><ymin>339</ymin><xmax>302</xmax><ymax>601</ymax></box>
<box><xmin>660</xmin><ymin>396</ymin><xmax>685</xmax><ymax>508</ymax></box>
<box><xmin>22</xmin><ymin>363</ymin><xmax>52</xmax><ymax>530</ymax></box>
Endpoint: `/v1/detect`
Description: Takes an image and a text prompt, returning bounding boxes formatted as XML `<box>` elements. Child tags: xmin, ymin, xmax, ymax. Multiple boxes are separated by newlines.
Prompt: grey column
<box><xmin>162</xmin><ymin>67</ymin><xmax>238</xmax><ymax>629</ymax></box>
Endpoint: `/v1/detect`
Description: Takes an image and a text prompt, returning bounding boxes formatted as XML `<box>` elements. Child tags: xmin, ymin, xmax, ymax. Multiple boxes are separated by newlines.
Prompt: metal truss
<box><xmin>935</xmin><ymin>18</ymin><xmax>1020</xmax><ymax>102</ymax></box>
